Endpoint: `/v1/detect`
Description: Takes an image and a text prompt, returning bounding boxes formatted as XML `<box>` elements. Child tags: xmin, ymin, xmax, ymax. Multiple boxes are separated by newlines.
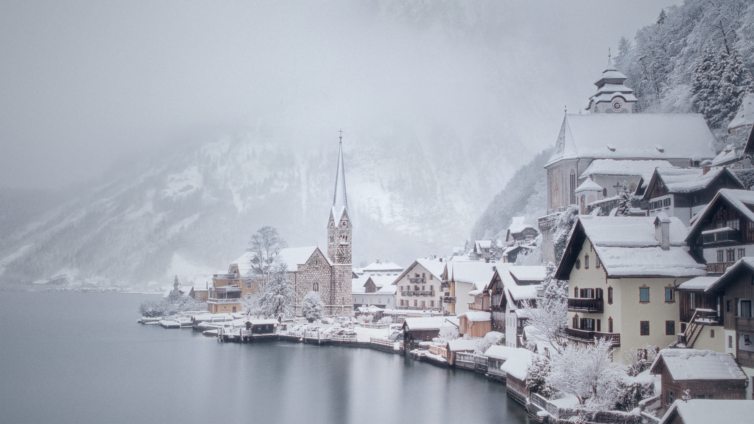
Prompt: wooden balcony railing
<box><xmin>706</xmin><ymin>262</ymin><xmax>735</xmax><ymax>275</ymax></box>
<box><xmin>736</xmin><ymin>317</ymin><xmax>754</xmax><ymax>333</ymax></box>
<box><xmin>567</xmin><ymin>298</ymin><xmax>603</xmax><ymax>313</ymax></box>
<box><xmin>442</xmin><ymin>296</ymin><xmax>456</xmax><ymax>304</ymax></box>
<box><xmin>409</xmin><ymin>277</ymin><xmax>425</xmax><ymax>284</ymax></box>
<box><xmin>702</xmin><ymin>229</ymin><xmax>741</xmax><ymax>245</ymax></box>
<box><xmin>565</xmin><ymin>327</ymin><xmax>620</xmax><ymax>347</ymax></box>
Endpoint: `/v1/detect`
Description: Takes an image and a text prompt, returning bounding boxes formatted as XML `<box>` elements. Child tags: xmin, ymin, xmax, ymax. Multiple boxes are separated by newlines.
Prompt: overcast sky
<box><xmin>0</xmin><ymin>0</ymin><xmax>682</xmax><ymax>190</ymax></box>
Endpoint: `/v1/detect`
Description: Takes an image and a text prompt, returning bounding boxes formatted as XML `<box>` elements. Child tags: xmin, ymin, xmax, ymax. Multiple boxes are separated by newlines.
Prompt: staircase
<box><xmin>681</xmin><ymin>308</ymin><xmax>718</xmax><ymax>348</ymax></box>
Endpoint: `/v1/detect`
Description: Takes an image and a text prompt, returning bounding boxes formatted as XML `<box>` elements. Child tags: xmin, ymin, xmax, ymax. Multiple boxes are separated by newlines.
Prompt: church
<box><xmin>539</xmin><ymin>55</ymin><xmax>716</xmax><ymax>264</ymax></box>
<box><xmin>207</xmin><ymin>135</ymin><xmax>353</xmax><ymax>316</ymax></box>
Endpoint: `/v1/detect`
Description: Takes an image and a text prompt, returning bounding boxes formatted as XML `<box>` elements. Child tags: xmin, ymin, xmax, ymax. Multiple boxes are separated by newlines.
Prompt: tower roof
<box><xmin>332</xmin><ymin>133</ymin><xmax>348</xmax><ymax>220</ymax></box>
<box><xmin>586</xmin><ymin>51</ymin><xmax>636</xmax><ymax>110</ymax></box>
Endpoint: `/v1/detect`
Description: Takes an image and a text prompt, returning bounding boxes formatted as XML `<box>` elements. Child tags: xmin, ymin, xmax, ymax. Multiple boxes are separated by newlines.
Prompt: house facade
<box><xmin>393</xmin><ymin>258</ymin><xmax>445</xmax><ymax>312</ymax></box>
<box><xmin>555</xmin><ymin>215</ymin><xmax>706</xmax><ymax>362</ymax></box>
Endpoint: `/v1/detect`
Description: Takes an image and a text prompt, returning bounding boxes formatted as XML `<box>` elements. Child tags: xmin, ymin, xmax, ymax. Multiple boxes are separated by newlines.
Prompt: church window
<box><xmin>313</xmin><ymin>283</ymin><xmax>319</xmax><ymax>292</ymax></box>
<box><xmin>569</xmin><ymin>169</ymin><xmax>576</xmax><ymax>205</ymax></box>
<box><xmin>602</xmin><ymin>188</ymin><xmax>607</xmax><ymax>197</ymax></box>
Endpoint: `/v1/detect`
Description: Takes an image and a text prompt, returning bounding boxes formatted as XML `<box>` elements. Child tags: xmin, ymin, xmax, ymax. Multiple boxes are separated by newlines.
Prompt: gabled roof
<box><xmin>650</xmin><ymin>349</ymin><xmax>747</xmax><ymax>381</ymax></box>
<box><xmin>642</xmin><ymin>167</ymin><xmax>744</xmax><ymax>200</ymax></box>
<box><xmin>509</xmin><ymin>266</ymin><xmax>546</xmax><ymax>284</ymax></box>
<box><xmin>580</xmin><ymin>159</ymin><xmax>673</xmax><ymax>180</ymax></box>
<box><xmin>392</xmin><ymin>258</ymin><xmax>446</xmax><ymax>285</ymax></box>
<box><xmin>676</xmin><ymin>276</ymin><xmax>719</xmax><ymax>291</ymax></box>
<box><xmin>457</xmin><ymin>311</ymin><xmax>490</xmax><ymax>322</ymax></box>
<box><xmin>448</xmin><ymin>262</ymin><xmax>497</xmax><ymax>290</ymax></box>
<box><xmin>574</xmin><ymin>178</ymin><xmax>603</xmax><ymax>194</ymax></box>
<box><xmin>659</xmin><ymin>400</ymin><xmax>754</xmax><ymax>424</ymax></box>
<box><xmin>507</xmin><ymin>217</ymin><xmax>537</xmax><ymax>235</ymax></box>
<box><xmin>711</xmin><ymin>144</ymin><xmax>740</xmax><ymax>167</ymax></box>
<box><xmin>362</xmin><ymin>261</ymin><xmax>404</xmax><ymax>273</ymax></box>
<box><xmin>547</xmin><ymin>114</ymin><xmax>715</xmax><ymax>167</ymax></box>
<box><xmin>403</xmin><ymin>317</ymin><xmax>456</xmax><ymax>331</ymax></box>
<box><xmin>686</xmin><ymin>189</ymin><xmax>754</xmax><ymax>244</ymax></box>
<box><xmin>556</xmin><ymin>216</ymin><xmax>705</xmax><ymax>279</ymax></box>
<box><xmin>703</xmin><ymin>257</ymin><xmax>754</xmax><ymax>293</ymax></box>
<box><xmin>231</xmin><ymin>246</ymin><xmax>328</xmax><ymax>276</ymax></box>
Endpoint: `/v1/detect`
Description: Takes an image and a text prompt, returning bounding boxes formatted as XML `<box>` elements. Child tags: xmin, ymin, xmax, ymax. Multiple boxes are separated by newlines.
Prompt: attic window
<box><xmin>606</xmin><ymin>144</ymin><xmax>616</xmax><ymax>152</ymax></box>
<box><xmin>655</xmin><ymin>145</ymin><xmax>665</xmax><ymax>153</ymax></box>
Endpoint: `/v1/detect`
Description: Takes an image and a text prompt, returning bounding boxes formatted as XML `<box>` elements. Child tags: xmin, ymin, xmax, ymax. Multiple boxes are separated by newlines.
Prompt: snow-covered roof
<box><xmin>650</xmin><ymin>349</ymin><xmax>747</xmax><ymax>381</ymax></box>
<box><xmin>475</xmin><ymin>240</ymin><xmax>492</xmax><ymax>251</ymax></box>
<box><xmin>415</xmin><ymin>258</ymin><xmax>446</xmax><ymax>280</ymax></box>
<box><xmin>660</xmin><ymin>399</ymin><xmax>754</xmax><ymax>424</ymax></box>
<box><xmin>448</xmin><ymin>262</ymin><xmax>497</xmax><ymax>289</ymax></box>
<box><xmin>367</xmin><ymin>275</ymin><xmax>399</xmax><ymax>288</ymax></box>
<box><xmin>703</xmin><ymin>257</ymin><xmax>754</xmax><ymax>293</ymax></box>
<box><xmin>507</xmin><ymin>217</ymin><xmax>536</xmax><ymax>234</ymax></box>
<box><xmin>728</xmin><ymin>92</ymin><xmax>754</xmax><ymax>131</ymax></box>
<box><xmin>711</xmin><ymin>144</ymin><xmax>740</xmax><ymax>167</ymax></box>
<box><xmin>483</xmin><ymin>345</ymin><xmax>520</xmax><ymax>361</ymax></box>
<box><xmin>509</xmin><ymin>266</ymin><xmax>546</xmax><ymax>283</ymax></box>
<box><xmin>499</xmin><ymin>348</ymin><xmax>536</xmax><ymax>380</ymax></box>
<box><xmin>580</xmin><ymin>159</ymin><xmax>673</xmax><ymax>180</ymax></box>
<box><xmin>232</xmin><ymin>246</ymin><xmax>326</xmax><ymax>276</ymax></box>
<box><xmin>403</xmin><ymin>317</ymin><xmax>453</xmax><ymax>331</ymax></box>
<box><xmin>458</xmin><ymin>311</ymin><xmax>491</xmax><ymax>322</ymax></box>
<box><xmin>574</xmin><ymin>178</ymin><xmax>603</xmax><ymax>194</ymax></box>
<box><xmin>507</xmin><ymin>285</ymin><xmax>540</xmax><ymax>303</ymax></box>
<box><xmin>569</xmin><ymin>216</ymin><xmax>705</xmax><ymax>278</ymax></box>
<box><xmin>644</xmin><ymin>167</ymin><xmax>743</xmax><ymax>199</ymax></box>
<box><xmin>247</xmin><ymin>319</ymin><xmax>279</xmax><ymax>326</ymax></box>
<box><xmin>677</xmin><ymin>277</ymin><xmax>718</xmax><ymax>291</ymax></box>
<box><xmin>362</xmin><ymin>261</ymin><xmax>404</xmax><ymax>273</ymax></box>
<box><xmin>687</xmin><ymin>189</ymin><xmax>754</xmax><ymax>242</ymax></box>
<box><xmin>447</xmin><ymin>339</ymin><xmax>479</xmax><ymax>352</ymax></box>
<box><xmin>547</xmin><ymin>114</ymin><xmax>715</xmax><ymax>167</ymax></box>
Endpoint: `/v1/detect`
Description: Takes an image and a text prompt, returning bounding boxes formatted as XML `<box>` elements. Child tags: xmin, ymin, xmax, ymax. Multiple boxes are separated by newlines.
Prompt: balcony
<box><xmin>567</xmin><ymin>298</ymin><xmax>603</xmax><ymax>313</ymax></box>
<box><xmin>214</xmin><ymin>286</ymin><xmax>242</xmax><ymax>293</ymax></box>
<box><xmin>207</xmin><ymin>298</ymin><xmax>242</xmax><ymax>304</ymax></box>
<box><xmin>213</xmin><ymin>273</ymin><xmax>238</xmax><ymax>280</ymax></box>
<box><xmin>736</xmin><ymin>317</ymin><xmax>754</xmax><ymax>333</ymax></box>
<box><xmin>701</xmin><ymin>228</ymin><xmax>741</xmax><ymax>245</ymax></box>
<box><xmin>442</xmin><ymin>296</ymin><xmax>456</xmax><ymax>304</ymax></box>
<box><xmin>706</xmin><ymin>262</ymin><xmax>735</xmax><ymax>275</ymax></box>
<box><xmin>441</xmin><ymin>281</ymin><xmax>450</xmax><ymax>289</ymax></box>
<box><xmin>409</xmin><ymin>277</ymin><xmax>425</xmax><ymax>284</ymax></box>
<box><xmin>565</xmin><ymin>327</ymin><xmax>620</xmax><ymax>347</ymax></box>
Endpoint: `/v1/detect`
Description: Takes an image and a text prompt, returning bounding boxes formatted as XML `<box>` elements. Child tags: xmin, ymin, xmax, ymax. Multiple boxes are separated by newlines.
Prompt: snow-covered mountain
<box><xmin>0</xmin><ymin>125</ymin><xmax>520</xmax><ymax>289</ymax></box>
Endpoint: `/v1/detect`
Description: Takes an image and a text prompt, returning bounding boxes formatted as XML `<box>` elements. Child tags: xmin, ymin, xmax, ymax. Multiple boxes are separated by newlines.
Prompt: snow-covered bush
<box><xmin>302</xmin><ymin>291</ymin><xmax>324</xmax><ymax>323</ymax></box>
<box><xmin>378</xmin><ymin>316</ymin><xmax>393</xmax><ymax>325</ymax></box>
<box><xmin>547</xmin><ymin>339</ymin><xmax>627</xmax><ymax>410</ymax></box>
<box><xmin>474</xmin><ymin>331</ymin><xmax>503</xmax><ymax>355</ymax></box>
<box><xmin>526</xmin><ymin>355</ymin><xmax>555</xmax><ymax>398</ymax></box>
<box><xmin>436</xmin><ymin>324</ymin><xmax>460</xmax><ymax>343</ymax></box>
<box><xmin>623</xmin><ymin>345</ymin><xmax>659</xmax><ymax>377</ymax></box>
<box><xmin>614</xmin><ymin>379</ymin><xmax>654</xmax><ymax>411</ymax></box>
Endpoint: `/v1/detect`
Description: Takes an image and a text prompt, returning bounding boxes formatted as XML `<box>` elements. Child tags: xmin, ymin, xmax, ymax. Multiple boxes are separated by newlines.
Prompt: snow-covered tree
<box><xmin>474</xmin><ymin>331</ymin><xmax>503</xmax><ymax>355</ymax></box>
<box><xmin>247</xmin><ymin>226</ymin><xmax>287</xmax><ymax>287</ymax></box>
<box><xmin>522</xmin><ymin>262</ymin><xmax>568</xmax><ymax>355</ymax></box>
<box><xmin>258</xmin><ymin>262</ymin><xmax>296</xmax><ymax>320</ymax></box>
<box><xmin>552</xmin><ymin>206</ymin><xmax>578</xmax><ymax>264</ymax></box>
<box><xmin>378</xmin><ymin>316</ymin><xmax>393</xmax><ymax>325</ymax></box>
<box><xmin>623</xmin><ymin>344</ymin><xmax>659</xmax><ymax>377</ymax></box>
<box><xmin>302</xmin><ymin>291</ymin><xmax>324</xmax><ymax>322</ymax></box>
<box><xmin>167</xmin><ymin>275</ymin><xmax>182</xmax><ymax>302</ymax></box>
<box><xmin>616</xmin><ymin>181</ymin><xmax>631</xmax><ymax>217</ymax></box>
<box><xmin>488</xmin><ymin>238</ymin><xmax>503</xmax><ymax>262</ymax></box>
<box><xmin>547</xmin><ymin>339</ymin><xmax>627</xmax><ymax>410</ymax></box>
<box><xmin>693</xmin><ymin>45</ymin><xmax>753</xmax><ymax>128</ymax></box>
<box><xmin>436</xmin><ymin>323</ymin><xmax>460</xmax><ymax>343</ymax></box>
<box><xmin>515</xmin><ymin>239</ymin><xmax>543</xmax><ymax>266</ymax></box>
<box><xmin>526</xmin><ymin>355</ymin><xmax>555</xmax><ymax>398</ymax></box>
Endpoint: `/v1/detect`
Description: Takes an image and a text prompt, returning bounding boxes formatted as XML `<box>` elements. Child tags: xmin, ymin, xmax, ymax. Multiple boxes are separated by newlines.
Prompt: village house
<box><xmin>442</xmin><ymin>261</ymin><xmax>499</xmax><ymax>316</ymax></box>
<box><xmin>673</xmin><ymin>276</ymin><xmax>724</xmax><ymax>352</ymax></box>
<box><xmin>360</xmin><ymin>259</ymin><xmax>403</xmax><ymax>277</ymax></box>
<box><xmin>685</xmin><ymin>189</ymin><xmax>754</xmax><ymax>276</ymax></box>
<box><xmin>444</xmin><ymin>339</ymin><xmax>479</xmax><ymax>367</ymax></box>
<box><xmin>502</xmin><ymin>217</ymin><xmax>539</xmax><ymax>263</ymax></box>
<box><xmin>639</xmin><ymin>167</ymin><xmax>744</xmax><ymax>227</ymax></box>
<box><xmin>351</xmin><ymin>274</ymin><xmax>397</xmax><ymax>310</ymax></box>
<box><xmin>658</xmin><ymin>399</ymin><xmax>754</xmax><ymax>424</ymax></box>
<box><xmin>483</xmin><ymin>345</ymin><xmax>519</xmax><ymax>382</ymax></box>
<box><xmin>497</xmin><ymin>266</ymin><xmax>545</xmax><ymax>348</ymax></box>
<box><xmin>650</xmin><ymin>349</ymin><xmax>748</xmax><ymax>410</ymax></box>
<box><xmin>555</xmin><ymin>215</ymin><xmax>706</xmax><ymax>362</ymax></box>
<box><xmin>402</xmin><ymin>316</ymin><xmax>457</xmax><ymax>351</ymax></box>
<box><xmin>458</xmin><ymin>311</ymin><xmax>492</xmax><ymax>339</ymax></box>
<box><xmin>539</xmin><ymin>57</ymin><xmax>715</xmax><ymax>263</ymax></box>
<box><xmin>393</xmin><ymin>258</ymin><xmax>445</xmax><ymax>312</ymax></box>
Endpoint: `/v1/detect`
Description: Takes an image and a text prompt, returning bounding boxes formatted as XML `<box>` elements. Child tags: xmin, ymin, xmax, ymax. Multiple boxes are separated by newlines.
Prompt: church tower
<box><xmin>327</xmin><ymin>133</ymin><xmax>353</xmax><ymax>315</ymax></box>
<box><xmin>585</xmin><ymin>52</ymin><xmax>637</xmax><ymax>114</ymax></box>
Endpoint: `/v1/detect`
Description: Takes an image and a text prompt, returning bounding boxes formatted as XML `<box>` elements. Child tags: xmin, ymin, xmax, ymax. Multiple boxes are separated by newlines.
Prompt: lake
<box><xmin>0</xmin><ymin>292</ymin><xmax>531</xmax><ymax>424</ymax></box>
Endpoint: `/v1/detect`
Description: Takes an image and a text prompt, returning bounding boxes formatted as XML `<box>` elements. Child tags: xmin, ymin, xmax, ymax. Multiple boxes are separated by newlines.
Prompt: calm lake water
<box><xmin>0</xmin><ymin>292</ymin><xmax>531</xmax><ymax>424</ymax></box>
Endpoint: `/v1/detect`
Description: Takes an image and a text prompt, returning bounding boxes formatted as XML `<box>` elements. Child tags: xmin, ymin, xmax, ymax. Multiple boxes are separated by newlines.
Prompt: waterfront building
<box><xmin>393</xmin><ymin>258</ymin><xmax>445</xmax><ymax>312</ymax></box>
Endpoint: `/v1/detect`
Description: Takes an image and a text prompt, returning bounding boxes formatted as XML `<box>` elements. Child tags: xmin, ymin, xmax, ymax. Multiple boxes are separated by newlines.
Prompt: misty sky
<box><xmin>0</xmin><ymin>0</ymin><xmax>682</xmax><ymax>190</ymax></box>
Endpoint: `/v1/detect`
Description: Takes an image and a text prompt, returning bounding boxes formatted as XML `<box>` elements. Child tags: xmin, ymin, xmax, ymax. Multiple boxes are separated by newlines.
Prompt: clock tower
<box><xmin>585</xmin><ymin>51</ymin><xmax>637</xmax><ymax>114</ymax></box>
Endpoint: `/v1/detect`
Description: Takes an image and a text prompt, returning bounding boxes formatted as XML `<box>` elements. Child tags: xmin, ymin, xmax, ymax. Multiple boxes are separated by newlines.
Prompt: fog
<box><xmin>1</xmin><ymin>0</ymin><xmax>680</xmax><ymax>190</ymax></box>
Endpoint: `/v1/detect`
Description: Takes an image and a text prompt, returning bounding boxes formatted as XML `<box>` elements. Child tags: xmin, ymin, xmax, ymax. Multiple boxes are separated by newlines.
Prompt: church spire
<box><xmin>332</xmin><ymin>131</ymin><xmax>348</xmax><ymax>218</ymax></box>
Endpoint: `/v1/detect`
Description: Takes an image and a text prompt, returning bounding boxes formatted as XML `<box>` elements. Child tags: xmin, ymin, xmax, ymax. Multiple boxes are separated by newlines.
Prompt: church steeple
<box><xmin>586</xmin><ymin>49</ymin><xmax>637</xmax><ymax>114</ymax></box>
<box><xmin>332</xmin><ymin>130</ymin><xmax>348</xmax><ymax>219</ymax></box>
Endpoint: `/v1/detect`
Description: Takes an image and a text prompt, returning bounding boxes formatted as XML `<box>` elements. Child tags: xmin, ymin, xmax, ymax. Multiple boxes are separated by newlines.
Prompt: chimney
<box><xmin>655</xmin><ymin>213</ymin><xmax>671</xmax><ymax>250</ymax></box>
<box><xmin>702</xmin><ymin>166</ymin><xmax>710</xmax><ymax>175</ymax></box>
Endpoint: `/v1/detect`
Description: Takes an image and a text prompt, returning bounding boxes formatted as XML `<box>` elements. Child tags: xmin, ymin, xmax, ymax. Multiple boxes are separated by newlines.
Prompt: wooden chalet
<box><xmin>685</xmin><ymin>189</ymin><xmax>754</xmax><ymax>276</ymax></box>
<box><xmin>457</xmin><ymin>311</ymin><xmax>491</xmax><ymax>338</ymax></box>
<box><xmin>402</xmin><ymin>317</ymin><xmax>456</xmax><ymax>351</ymax></box>
<box><xmin>444</xmin><ymin>339</ymin><xmax>478</xmax><ymax>367</ymax></box>
<box><xmin>650</xmin><ymin>349</ymin><xmax>747</xmax><ymax>411</ymax></box>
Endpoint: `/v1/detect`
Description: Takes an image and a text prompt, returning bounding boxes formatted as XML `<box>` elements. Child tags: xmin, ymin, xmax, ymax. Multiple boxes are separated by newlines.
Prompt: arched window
<box><xmin>585</xmin><ymin>254</ymin><xmax>589</xmax><ymax>269</ymax></box>
<box><xmin>313</xmin><ymin>282</ymin><xmax>319</xmax><ymax>292</ymax></box>
<box><xmin>573</xmin><ymin>314</ymin><xmax>579</xmax><ymax>328</ymax></box>
<box><xmin>575</xmin><ymin>259</ymin><xmax>581</xmax><ymax>269</ymax></box>
<box><xmin>629</xmin><ymin>182</ymin><xmax>637</xmax><ymax>193</ymax></box>
<box><xmin>602</xmin><ymin>188</ymin><xmax>607</xmax><ymax>197</ymax></box>
<box><xmin>608</xmin><ymin>317</ymin><xmax>613</xmax><ymax>333</ymax></box>
<box><xmin>569</xmin><ymin>169</ymin><xmax>577</xmax><ymax>205</ymax></box>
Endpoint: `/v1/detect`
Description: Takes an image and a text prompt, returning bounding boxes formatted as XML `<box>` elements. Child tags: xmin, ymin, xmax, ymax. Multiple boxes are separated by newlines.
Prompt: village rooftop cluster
<box><xmin>145</xmin><ymin>58</ymin><xmax>754</xmax><ymax>424</ymax></box>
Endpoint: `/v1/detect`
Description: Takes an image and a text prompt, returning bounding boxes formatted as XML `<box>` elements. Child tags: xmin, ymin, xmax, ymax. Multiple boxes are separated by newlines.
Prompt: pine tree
<box><xmin>657</xmin><ymin>9</ymin><xmax>667</xmax><ymax>25</ymax></box>
<box><xmin>616</xmin><ymin>181</ymin><xmax>631</xmax><ymax>217</ymax></box>
<box><xmin>302</xmin><ymin>291</ymin><xmax>324</xmax><ymax>322</ymax></box>
<box><xmin>692</xmin><ymin>46</ymin><xmax>720</xmax><ymax>125</ymax></box>
<box><xmin>718</xmin><ymin>47</ymin><xmax>754</xmax><ymax>126</ymax></box>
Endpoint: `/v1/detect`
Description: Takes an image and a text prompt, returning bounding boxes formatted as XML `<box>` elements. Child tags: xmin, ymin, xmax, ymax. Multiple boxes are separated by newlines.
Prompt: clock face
<box><xmin>612</xmin><ymin>100</ymin><xmax>622</xmax><ymax>111</ymax></box>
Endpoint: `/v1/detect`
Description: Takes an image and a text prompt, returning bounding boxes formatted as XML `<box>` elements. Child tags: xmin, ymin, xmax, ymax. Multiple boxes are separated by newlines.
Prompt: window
<box><xmin>727</xmin><ymin>249</ymin><xmax>735</xmax><ymax>262</ymax></box>
<box><xmin>668</xmin><ymin>391</ymin><xmax>674</xmax><ymax>404</ymax></box>
<box><xmin>247</xmin><ymin>281</ymin><xmax>252</xmax><ymax>289</ymax></box>
<box><xmin>574</xmin><ymin>287</ymin><xmax>579</xmax><ymax>298</ymax></box>
<box><xmin>745</xmin><ymin>335</ymin><xmax>751</xmax><ymax>346</ymax></box>
<box><xmin>585</xmin><ymin>254</ymin><xmax>589</xmax><ymax>269</ymax></box>
<box><xmin>717</xmin><ymin>250</ymin><xmax>724</xmax><ymax>263</ymax></box>
<box><xmin>580</xmin><ymin>288</ymin><xmax>595</xmax><ymax>299</ymax></box>
<box><xmin>640</xmin><ymin>287</ymin><xmax>650</xmax><ymax>303</ymax></box>
<box><xmin>430</xmin><ymin>274</ymin><xmax>433</xmax><ymax>280</ymax></box>
<box><xmin>575</xmin><ymin>259</ymin><xmax>581</xmax><ymax>269</ymax></box>
<box><xmin>603</xmin><ymin>188</ymin><xmax>607</xmax><ymax>197</ymax></box>
<box><xmin>663</xmin><ymin>198</ymin><xmax>671</xmax><ymax>207</ymax></box>
<box><xmin>665</xmin><ymin>287</ymin><xmax>674</xmax><ymax>302</ymax></box>
<box><xmin>430</xmin><ymin>285</ymin><xmax>434</xmax><ymax>291</ymax></box>
<box><xmin>580</xmin><ymin>318</ymin><xmax>595</xmax><ymax>331</ymax></box>
<box><xmin>570</xmin><ymin>169</ymin><xmax>576</xmax><ymax>204</ymax></box>
<box><xmin>640</xmin><ymin>321</ymin><xmax>650</xmax><ymax>336</ymax></box>
<box><xmin>421</xmin><ymin>301</ymin><xmax>426</xmax><ymax>308</ymax></box>
<box><xmin>739</xmin><ymin>248</ymin><xmax>746</xmax><ymax>259</ymax></box>
<box><xmin>596</xmin><ymin>255</ymin><xmax>600</xmax><ymax>268</ymax></box>
<box><xmin>729</xmin><ymin>335</ymin><xmax>734</xmax><ymax>348</ymax></box>
<box><xmin>232</xmin><ymin>306</ymin><xmax>237</xmax><ymax>313</ymax></box>
<box><xmin>596</xmin><ymin>319</ymin><xmax>601</xmax><ymax>332</ymax></box>
<box><xmin>727</xmin><ymin>300</ymin><xmax>732</xmax><ymax>312</ymax></box>
<box><xmin>741</xmin><ymin>300</ymin><xmax>752</xmax><ymax>318</ymax></box>
<box><xmin>690</xmin><ymin>292</ymin><xmax>696</xmax><ymax>310</ymax></box>
<box><xmin>666</xmin><ymin>321</ymin><xmax>675</xmax><ymax>336</ymax></box>
<box><xmin>727</xmin><ymin>219</ymin><xmax>740</xmax><ymax>230</ymax></box>
<box><xmin>573</xmin><ymin>315</ymin><xmax>579</xmax><ymax>328</ymax></box>
<box><xmin>430</xmin><ymin>300</ymin><xmax>434</xmax><ymax>307</ymax></box>
<box><xmin>608</xmin><ymin>317</ymin><xmax>613</xmax><ymax>333</ymax></box>
<box><xmin>414</xmin><ymin>300</ymin><xmax>417</xmax><ymax>306</ymax></box>
<box><xmin>608</xmin><ymin>287</ymin><xmax>613</xmax><ymax>304</ymax></box>
<box><xmin>313</xmin><ymin>282</ymin><xmax>319</xmax><ymax>292</ymax></box>
<box><xmin>710</xmin><ymin>329</ymin><xmax>715</xmax><ymax>338</ymax></box>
